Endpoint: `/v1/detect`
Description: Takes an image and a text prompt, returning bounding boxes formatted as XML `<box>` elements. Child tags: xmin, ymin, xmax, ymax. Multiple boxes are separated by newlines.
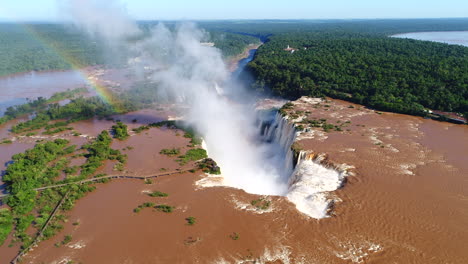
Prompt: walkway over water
<box><xmin>0</xmin><ymin>169</ymin><xmax>191</xmax><ymax>199</ymax></box>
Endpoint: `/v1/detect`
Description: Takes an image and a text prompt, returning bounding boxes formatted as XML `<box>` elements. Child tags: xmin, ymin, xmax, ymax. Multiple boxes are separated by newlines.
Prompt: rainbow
<box><xmin>20</xmin><ymin>23</ymin><xmax>125</xmax><ymax>112</ymax></box>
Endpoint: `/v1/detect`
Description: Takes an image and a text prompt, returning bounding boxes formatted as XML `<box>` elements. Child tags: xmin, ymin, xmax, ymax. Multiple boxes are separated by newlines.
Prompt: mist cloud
<box><xmin>63</xmin><ymin>0</ymin><xmax>289</xmax><ymax>196</ymax></box>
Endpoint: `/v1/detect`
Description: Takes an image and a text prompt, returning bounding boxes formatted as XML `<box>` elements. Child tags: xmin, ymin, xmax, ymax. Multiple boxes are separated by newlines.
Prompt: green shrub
<box><xmin>112</xmin><ymin>121</ymin><xmax>129</xmax><ymax>140</ymax></box>
<box><xmin>148</xmin><ymin>191</ymin><xmax>169</xmax><ymax>197</ymax></box>
<box><xmin>144</xmin><ymin>179</ymin><xmax>153</xmax><ymax>184</ymax></box>
<box><xmin>134</xmin><ymin>202</ymin><xmax>156</xmax><ymax>213</ymax></box>
<box><xmin>155</xmin><ymin>204</ymin><xmax>174</xmax><ymax>213</ymax></box>
<box><xmin>251</xmin><ymin>198</ymin><xmax>271</xmax><ymax>210</ymax></box>
<box><xmin>0</xmin><ymin>209</ymin><xmax>14</xmax><ymax>246</ymax></box>
<box><xmin>177</xmin><ymin>149</ymin><xmax>208</xmax><ymax>165</ymax></box>
<box><xmin>185</xmin><ymin>216</ymin><xmax>196</xmax><ymax>226</ymax></box>
<box><xmin>160</xmin><ymin>148</ymin><xmax>180</xmax><ymax>156</ymax></box>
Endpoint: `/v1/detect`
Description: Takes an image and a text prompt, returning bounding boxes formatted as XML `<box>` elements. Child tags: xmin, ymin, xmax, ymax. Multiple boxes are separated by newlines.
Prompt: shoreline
<box><xmin>0</xmin><ymin>65</ymin><xmax>108</xmax><ymax>80</ymax></box>
<box><xmin>227</xmin><ymin>43</ymin><xmax>262</xmax><ymax>72</ymax></box>
<box><xmin>391</xmin><ymin>30</ymin><xmax>468</xmax><ymax>47</ymax></box>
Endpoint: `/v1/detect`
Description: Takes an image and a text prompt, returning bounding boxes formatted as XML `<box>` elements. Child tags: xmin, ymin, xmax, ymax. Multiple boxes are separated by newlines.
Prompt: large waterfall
<box><xmin>200</xmin><ymin>109</ymin><xmax>349</xmax><ymax>219</ymax></box>
<box><xmin>259</xmin><ymin>111</ymin><xmax>349</xmax><ymax>219</ymax></box>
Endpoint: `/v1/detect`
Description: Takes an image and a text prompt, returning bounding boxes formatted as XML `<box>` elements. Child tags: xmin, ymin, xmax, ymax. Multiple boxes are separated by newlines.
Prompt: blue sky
<box><xmin>0</xmin><ymin>0</ymin><xmax>467</xmax><ymax>21</ymax></box>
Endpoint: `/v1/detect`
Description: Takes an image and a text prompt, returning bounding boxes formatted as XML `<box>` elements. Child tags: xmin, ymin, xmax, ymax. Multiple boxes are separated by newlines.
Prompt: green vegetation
<box><xmin>177</xmin><ymin>148</ymin><xmax>208</xmax><ymax>165</ymax></box>
<box><xmin>0</xmin><ymin>209</ymin><xmax>14</xmax><ymax>246</ymax></box>
<box><xmin>114</xmin><ymin>163</ymin><xmax>124</xmax><ymax>171</ymax></box>
<box><xmin>4</xmin><ymin>139</ymin><xmax>72</xmax><ymax>215</ymax></box>
<box><xmin>185</xmin><ymin>216</ymin><xmax>196</xmax><ymax>226</ymax></box>
<box><xmin>80</xmin><ymin>130</ymin><xmax>126</xmax><ymax>177</ymax></box>
<box><xmin>47</xmin><ymin>88</ymin><xmax>88</xmax><ymax>102</ymax></box>
<box><xmin>144</xmin><ymin>179</ymin><xmax>153</xmax><ymax>184</ymax></box>
<box><xmin>2</xmin><ymin>20</ymin><xmax>468</xmax><ymax>122</ymax></box>
<box><xmin>0</xmin><ymin>24</ymin><xmax>105</xmax><ymax>76</ymax></box>
<box><xmin>183</xmin><ymin>130</ymin><xmax>202</xmax><ymax>146</ymax></box>
<box><xmin>54</xmin><ymin>235</ymin><xmax>72</xmax><ymax>247</ymax></box>
<box><xmin>134</xmin><ymin>203</ymin><xmax>174</xmax><ymax>213</ymax></box>
<box><xmin>251</xmin><ymin>198</ymin><xmax>271</xmax><ymax>210</ymax></box>
<box><xmin>0</xmin><ymin>88</ymin><xmax>88</xmax><ymax>126</ymax></box>
<box><xmin>111</xmin><ymin>121</ymin><xmax>129</xmax><ymax>140</ymax></box>
<box><xmin>279</xmin><ymin>102</ymin><xmax>294</xmax><ymax>116</ymax></box>
<box><xmin>197</xmin><ymin>158</ymin><xmax>221</xmax><ymax>174</ymax></box>
<box><xmin>1</xmin><ymin>132</ymin><xmax>120</xmax><ymax>249</ymax></box>
<box><xmin>133</xmin><ymin>202</ymin><xmax>156</xmax><ymax>213</ymax></box>
<box><xmin>294</xmin><ymin>117</ymin><xmax>350</xmax><ymax>133</ymax></box>
<box><xmin>10</xmin><ymin>97</ymin><xmax>124</xmax><ymax>133</ymax></box>
<box><xmin>132</xmin><ymin>121</ymin><xmax>179</xmax><ymax>134</ymax></box>
<box><xmin>247</xmin><ymin>32</ymin><xmax>468</xmax><ymax>117</ymax></box>
<box><xmin>155</xmin><ymin>204</ymin><xmax>175</xmax><ymax>213</ymax></box>
<box><xmin>43</xmin><ymin>126</ymin><xmax>74</xmax><ymax>135</ymax></box>
<box><xmin>64</xmin><ymin>166</ymin><xmax>79</xmax><ymax>175</ymax></box>
<box><xmin>208</xmin><ymin>31</ymin><xmax>261</xmax><ymax>58</ymax></box>
<box><xmin>0</xmin><ymin>23</ymin><xmax>260</xmax><ymax>77</ymax></box>
<box><xmin>1</xmin><ymin>139</ymin><xmax>13</xmax><ymax>144</ymax></box>
<box><xmin>132</xmin><ymin>125</ymin><xmax>150</xmax><ymax>133</ymax></box>
<box><xmin>159</xmin><ymin>148</ymin><xmax>180</xmax><ymax>156</ymax></box>
<box><xmin>148</xmin><ymin>191</ymin><xmax>169</xmax><ymax>197</ymax></box>
<box><xmin>229</xmin><ymin>232</ymin><xmax>240</xmax><ymax>240</ymax></box>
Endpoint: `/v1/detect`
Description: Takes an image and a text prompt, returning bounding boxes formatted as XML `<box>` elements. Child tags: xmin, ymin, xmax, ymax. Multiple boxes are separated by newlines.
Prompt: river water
<box><xmin>392</xmin><ymin>31</ymin><xmax>468</xmax><ymax>47</ymax></box>
<box><xmin>0</xmin><ymin>70</ymin><xmax>87</xmax><ymax>115</ymax></box>
<box><xmin>1</xmin><ymin>37</ymin><xmax>468</xmax><ymax>263</ymax></box>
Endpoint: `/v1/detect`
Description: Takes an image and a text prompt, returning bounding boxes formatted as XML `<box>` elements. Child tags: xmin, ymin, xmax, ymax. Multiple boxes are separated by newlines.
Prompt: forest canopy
<box><xmin>246</xmin><ymin>33</ymin><xmax>468</xmax><ymax>116</ymax></box>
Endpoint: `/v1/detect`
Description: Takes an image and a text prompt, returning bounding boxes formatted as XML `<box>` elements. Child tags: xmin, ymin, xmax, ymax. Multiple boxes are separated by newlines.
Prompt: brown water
<box><xmin>1</xmin><ymin>49</ymin><xmax>467</xmax><ymax>263</ymax></box>
<box><xmin>10</xmin><ymin>98</ymin><xmax>467</xmax><ymax>264</ymax></box>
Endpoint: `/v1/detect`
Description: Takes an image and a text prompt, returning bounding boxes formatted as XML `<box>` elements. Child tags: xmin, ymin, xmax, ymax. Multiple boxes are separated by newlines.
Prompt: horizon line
<box><xmin>1</xmin><ymin>17</ymin><xmax>468</xmax><ymax>23</ymax></box>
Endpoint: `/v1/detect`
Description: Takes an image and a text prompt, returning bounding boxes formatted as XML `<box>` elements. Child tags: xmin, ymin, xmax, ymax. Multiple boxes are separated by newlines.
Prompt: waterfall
<box><xmin>259</xmin><ymin>112</ymin><xmax>298</xmax><ymax>175</ymax></box>
<box><xmin>259</xmin><ymin>110</ymin><xmax>349</xmax><ymax>219</ymax></box>
<box><xmin>200</xmin><ymin>108</ymin><xmax>350</xmax><ymax>219</ymax></box>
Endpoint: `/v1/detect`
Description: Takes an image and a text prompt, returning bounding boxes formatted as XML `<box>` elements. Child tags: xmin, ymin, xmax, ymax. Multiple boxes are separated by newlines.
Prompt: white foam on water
<box><xmin>213</xmin><ymin>245</ymin><xmax>296</xmax><ymax>264</ymax></box>
<box><xmin>287</xmin><ymin>157</ymin><xmax>346</xmax><ymax>219</ymax></box>
<box><xmin>199</xmin><ymin>111</ymin><xmax>349</xmax><ymax>219</ymax></box>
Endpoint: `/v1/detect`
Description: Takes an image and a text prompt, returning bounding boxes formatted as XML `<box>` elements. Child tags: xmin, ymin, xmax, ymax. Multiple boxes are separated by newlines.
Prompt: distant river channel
<box><xmin>392</xmin><ymin>31</ymin><xmax>468</xmax><ymax>47</ymax></box>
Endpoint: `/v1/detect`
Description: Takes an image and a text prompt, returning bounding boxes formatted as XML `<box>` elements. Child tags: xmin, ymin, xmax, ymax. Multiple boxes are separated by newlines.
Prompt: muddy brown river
<box><xmin>0</xmin><ymin>43</ymin><xmax>467</xmax><ymax>263</ymax></box>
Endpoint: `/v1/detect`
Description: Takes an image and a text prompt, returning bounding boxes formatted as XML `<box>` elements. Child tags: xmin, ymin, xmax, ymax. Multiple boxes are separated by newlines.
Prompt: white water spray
<box><xmin>65</xmin><ymin>0</ymin><xmax>348</xmax><ymax>218</ymax></box>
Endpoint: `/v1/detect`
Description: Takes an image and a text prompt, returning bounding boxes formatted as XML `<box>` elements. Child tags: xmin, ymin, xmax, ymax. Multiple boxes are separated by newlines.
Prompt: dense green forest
<box><xmin>199</xmin><ymin>18</ymin><xmax>468</xmax><ymax>37</ymax></box>
<box><xmin>246</xmin><ymin>33</ymin><xmax>468</xmax><ymax>116</ymax></box>
<box><xmin>218</xmin><ymin>19</ymin><xmax>468</xmax><ymax>118</ymax></box>
<box><xmin>209</xmin><ymin>31</ymin><xmax>261</xmax><ymax>57</ymax></box>
<box><xmin>0</xmin><ymin>24</ymin><xmax>105</xmax><ymax>76</ymax></box>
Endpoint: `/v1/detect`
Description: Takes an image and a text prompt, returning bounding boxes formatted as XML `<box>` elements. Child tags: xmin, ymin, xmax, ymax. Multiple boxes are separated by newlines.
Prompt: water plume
<box><xmin>64</xmin><ymin>0</ymin><xmax>290</xmax><ymax>197</ymax></box>
<box><xmin>64</xmin><ymin>0</ymin><xmax>348</xmax><ymax>219</ymax></box>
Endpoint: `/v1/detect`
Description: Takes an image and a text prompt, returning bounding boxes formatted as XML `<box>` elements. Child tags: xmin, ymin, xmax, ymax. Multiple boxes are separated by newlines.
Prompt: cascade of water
<box><xmin>259</xmin><ymin>112</ymin><xmax>298</xmax><ymax>173</ymax></box>
<box><xmin>201</xmin><ymin>108</ymin><xmax>349</xmax><ymax>218</ymax></box>
<box><xmin>257</xmin><ymin>110</ymin><xmax>348</xmax><ymax>219</ymax></box>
